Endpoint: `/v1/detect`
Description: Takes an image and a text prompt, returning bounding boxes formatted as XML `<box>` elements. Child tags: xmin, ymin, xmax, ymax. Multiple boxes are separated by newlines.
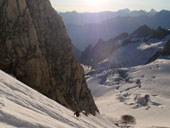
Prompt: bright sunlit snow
<box><xmin>0</xmin><ymin>70</ymin><xmax>117</xmax><ymax>128</ymax></box>
<box><xmin>98</xmin><ymin>35</ymin><xmax>170</xmax><ymax>68</ymax></box>
<box><xmin>87</xmin><ymin>59</ymin><xmax>170</xmax><ymax>128</ymax></box>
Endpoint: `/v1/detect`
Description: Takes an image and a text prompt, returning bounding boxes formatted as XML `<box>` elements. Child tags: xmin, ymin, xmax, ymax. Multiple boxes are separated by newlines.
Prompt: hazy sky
<box><xmin>50</xmin><ymin>0</ymin><xmax>170</xmax><ymax>12</ymax></box>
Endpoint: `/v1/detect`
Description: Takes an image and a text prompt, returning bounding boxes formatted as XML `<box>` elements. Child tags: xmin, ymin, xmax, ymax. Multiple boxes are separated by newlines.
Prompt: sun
<box><xmin>89</xmin><ymin>0</ymin><xmax>101</xmax><ymax>6</ymax></box>
<box><xmin>86</xmin><ymin>0</ymin><xmax>104</xmax><ymax>11</ymax></box>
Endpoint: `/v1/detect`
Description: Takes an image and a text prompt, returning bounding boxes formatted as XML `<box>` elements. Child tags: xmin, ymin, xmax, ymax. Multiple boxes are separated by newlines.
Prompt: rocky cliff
<box><xmin>0</xmin><ymin>0</ymin><xmax>98</xmax><ymax>115</ymax></box>
<box><xmin>146</xmin><ymin>39</ymin><xmax>170</xmax><ymax>64</ymax></box>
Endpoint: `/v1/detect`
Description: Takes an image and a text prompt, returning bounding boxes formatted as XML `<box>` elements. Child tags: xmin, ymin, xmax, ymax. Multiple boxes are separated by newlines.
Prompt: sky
<box><xmin>50</xmin><ymin>0</ymin><xmax>170</xmax><ymax>12</ymax></box>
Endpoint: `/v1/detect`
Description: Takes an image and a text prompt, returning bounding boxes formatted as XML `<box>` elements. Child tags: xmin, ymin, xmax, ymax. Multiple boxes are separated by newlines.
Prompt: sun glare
<box><xmin>88</xmin><ymin>0</ymin><xmax>101</xmax><ymax>5</ymax></box>
<box><xmin>86</xmin><ymin>0</ymin><xmax>104</xmax><ymax>11</ymax></box>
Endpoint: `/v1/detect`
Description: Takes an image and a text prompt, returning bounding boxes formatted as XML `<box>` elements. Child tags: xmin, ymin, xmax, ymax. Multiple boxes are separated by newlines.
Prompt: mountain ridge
<box><xmin>80</xmin><ymin>25</ymin><xmax>170</xmax><ymax>67</ymax></box>
<box><xmin>59</xmin><ymin>9</ymin><xmax>158</xmax><ymax>25</ymax></box>
<box><xmin>60</xmin><ymin>10</ymin><xmax>170</xmax><ymax>50</ymax></box>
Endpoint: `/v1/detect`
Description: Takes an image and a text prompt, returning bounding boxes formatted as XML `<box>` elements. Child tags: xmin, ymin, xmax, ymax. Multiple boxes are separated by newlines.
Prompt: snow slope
<box><xmin>0</xmin><ymin>70</ymin><xmax>117</xmax><ymax>128</ymax></box>
<box><xmin>98</xmin><ymin>35</ymin><xmax>170</xmax><ymax>69</ymax></box>
<box><xmin>87</xmin><ymin>59</ymin><xmax>170</xmax><ymax>128</ymax></box>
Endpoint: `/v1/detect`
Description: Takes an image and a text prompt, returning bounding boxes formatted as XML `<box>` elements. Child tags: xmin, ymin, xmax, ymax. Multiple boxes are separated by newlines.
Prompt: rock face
<box><xmin>73</xmin><ymin>45</ymin><xmax>82</xmax><ymax>60</ymax></box>
<box><xmin>147</xmin><ymin>39</ymin><xmax>170</xmax><ymax>64</ymax></box>
<box><xmin>162</xmin><ymin>39</ymin><xmax>170</xmax><ymax>56</ymax></box>
<box><xmin>131</xmin><ymin>25</ymin><xmax>170</xmax><ymax>39</ymax></box>
<box><xmin>131</xmin><ymin>25</ymin><xmax>154</xmax><ymax>38</ymax></box>
<box><xmin>0</xmin><ymin>0</ymin><xmax>98</xmax><ymax>115</ymax></box>
<box><xmin>151</xmin><ymin>26</ymin><xmax>170</xmax><ymax>39</ymax></box>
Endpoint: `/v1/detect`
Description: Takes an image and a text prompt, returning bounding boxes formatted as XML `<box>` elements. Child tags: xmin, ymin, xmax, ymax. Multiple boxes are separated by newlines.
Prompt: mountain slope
<box><xmin>0</xmin><ymin>70</ymin><xmax>116</xmax><ymax>128</ymax></box>
<box><xmin>80</xmin><ymin>25</ymin><xmax>170</xmax><ymax>68</ymax></box>
<box><xmin>147</xmin><ymin>39</ymin><xmax>170</xmax><ymax>63</ymax></box>
<box><xmin>62</xmin><ymin>10</ymin><xmax>170</xmax><ymax>50</ymax></box>
<box><xmin>0</xmin><ymin>0</ymin><xmax>98</xmax><ymax>114</ymax></box>
<box><xmin>99</xmin><ymin>35</ymin><xmax>170</xmax><ymax>68</ymax></box>
<box><xmin>86</xmin><ymin>59</ymin><xmax>170</xmax><ymax>128</ymax></box>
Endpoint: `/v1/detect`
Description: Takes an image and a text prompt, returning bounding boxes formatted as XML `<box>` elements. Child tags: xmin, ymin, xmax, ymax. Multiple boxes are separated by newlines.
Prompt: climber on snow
<box><xmin>74</xmin><ymin>111</ymin><xmax>81</xmax><ymax>117</ymax></box>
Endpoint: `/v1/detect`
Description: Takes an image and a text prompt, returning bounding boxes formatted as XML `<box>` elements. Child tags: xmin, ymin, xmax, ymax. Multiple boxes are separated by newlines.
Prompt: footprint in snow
<box><xmin>0</xmin><ymin>101</ymin><xmax>5</xmax><ymax>109</ymax></box>
<box><xmin>151</xmin><ymin>101</ymin><xmax>164</xmax><ymax>108</ymax></box>
<box><xmin>152</xmin><ymin>76</ymin><xmax>156</xmax><ymax>79</ymax></box>
<box><xmin>152</xmin><ymin>94</ymin><xmax>158</xmax><ymax>97</ymax></box>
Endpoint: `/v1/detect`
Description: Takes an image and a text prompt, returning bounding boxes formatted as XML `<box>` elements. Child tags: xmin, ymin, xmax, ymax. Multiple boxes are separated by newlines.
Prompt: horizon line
<box><xmin>55</xmin><ymin>8</ymin><xmax>170</xmax><ymax>13</ymax></box>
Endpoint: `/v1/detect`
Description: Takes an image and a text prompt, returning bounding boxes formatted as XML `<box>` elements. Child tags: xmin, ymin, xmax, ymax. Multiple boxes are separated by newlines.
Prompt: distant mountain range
<box><xmin>59</xmin><ymin>9</ymin><xmax>170</xmax><ymax>51</ymax></box>
<box><xmin>59</xmin><ymin>9</ymin><xmax>157</xmax><ymax>25</ymax></box>
<box><xmin>80</xmin><ymin>25</ymin><xmax>170</xmax><ymax>68</ymax></box>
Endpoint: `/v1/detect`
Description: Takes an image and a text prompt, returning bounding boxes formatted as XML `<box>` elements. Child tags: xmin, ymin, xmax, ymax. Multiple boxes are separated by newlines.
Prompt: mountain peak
<box><xmin>150</xmin><ymin>9</ymin><xmax>157</xmax><ymax>13</ymax></box>
<box><xmin>118</xmin><ymin>8</ymin><xmax>131</xmax><ymax>13</ymax></box>
<box><xmin>131</xmin><ymin>25</ymin><xmax>154</xmax><ymax>38</ymax></box>
<box><xmin>151</xmin><ymin>26</ymin><xmax>170</xmax><ymax>39</ymax></box>
<box><xmin>157</xmin><ymin>10</ymin><xmax>170</xmax><ymax>15</ymax></box>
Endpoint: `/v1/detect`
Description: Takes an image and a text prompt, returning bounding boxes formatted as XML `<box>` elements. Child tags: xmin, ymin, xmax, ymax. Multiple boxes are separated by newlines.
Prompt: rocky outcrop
<box><xmin>0</xmin><ymin>0</ymin><xmax>98</xmax><ymax>115</ymax></box>
<box><xmin>162</xmin><ymin>39</ymin><xmax>170</xmax><ymax>56</ymax></box>
<box><xmin>73</xmin><ymin>45</ymin><xmax>82</xmax><ymax>60</ymax></box>
<box><xmin>131</xmin><ymin>25</ymin><xmax>170</xmax><ymax>40</ymax></box>
<box><xmin>151</xmin><ymin>26</ymin><xmax>170</xmax><ymax>39</ymax></box>
<box><xmin>113</xmin><ymin>33</ymin><xmax>128</xmax><ymax>42</ymax></box>
<box><xmin>147</xmin><ymin>39</ymin><xmax>170</xmax><ymax>64</ymax></box>
<box><xmin>131</xmin><ymin>25</ymin><xmax>154</xmax><ymax>38</ymax></box>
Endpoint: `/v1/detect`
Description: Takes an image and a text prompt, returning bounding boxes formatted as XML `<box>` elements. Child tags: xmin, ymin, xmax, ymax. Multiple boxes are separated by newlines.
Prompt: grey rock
<box><xmin>0</xmin><ymin>0</ymin><xmax>98</xmax><ymax>115</ymax></box>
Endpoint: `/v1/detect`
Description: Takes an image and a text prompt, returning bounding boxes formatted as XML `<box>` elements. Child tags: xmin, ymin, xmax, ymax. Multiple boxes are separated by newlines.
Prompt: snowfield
<box><xmin>98</xmin><ymin>35</ymin><xmax>170</xmax><ymax>69</ymax></box>
<box><xmin>0</xmin><ymin>70</ymin><xmax>117</xmax><ymax>128</ymax></box>
<box><xmin>87</xmin><ymin>59</ymin><xmax>170</xmax><ymax>128</ymax></box>
<box><xmin>1</xmin><ymin>47</ymin><xmax>170</xmax><ymax>128</ymax></box>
